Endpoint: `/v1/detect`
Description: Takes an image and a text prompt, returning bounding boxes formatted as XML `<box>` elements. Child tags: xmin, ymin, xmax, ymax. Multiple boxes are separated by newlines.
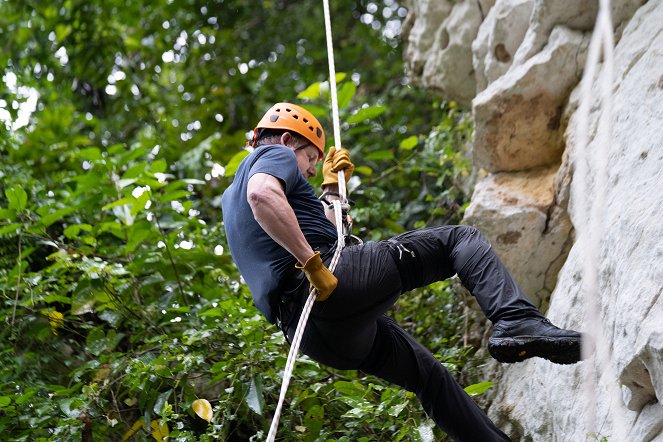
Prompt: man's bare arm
<box><xmin>247</xmin><ymin>172</ymin><xmax>315</xmax><ymax>265</ymax></box>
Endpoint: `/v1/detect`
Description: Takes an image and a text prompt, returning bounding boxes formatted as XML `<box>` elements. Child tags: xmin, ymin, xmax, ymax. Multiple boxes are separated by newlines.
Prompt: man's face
<box><xmin>293</xmin><ymin>144</ymin><xmax>320</xmax><ymax>179</ymax></box>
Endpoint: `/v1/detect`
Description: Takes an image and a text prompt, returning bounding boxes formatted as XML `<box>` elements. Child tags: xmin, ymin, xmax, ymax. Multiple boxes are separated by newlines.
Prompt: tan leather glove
<box><xmin>322</xmin><ymin>146</ymin><xmax>355</xmax><ymax>187</ymax></box>
<box><xmin>296</xmin><ymin>251</ymin><xmax>338</xmax><ymax>301</ymax></box>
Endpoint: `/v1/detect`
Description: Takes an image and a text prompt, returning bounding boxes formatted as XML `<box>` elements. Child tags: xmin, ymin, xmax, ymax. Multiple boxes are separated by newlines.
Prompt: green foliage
<box><xmin>0</xmin><ymin>0</ymin><xmax>486</xmax><ymax>440</ymax></box>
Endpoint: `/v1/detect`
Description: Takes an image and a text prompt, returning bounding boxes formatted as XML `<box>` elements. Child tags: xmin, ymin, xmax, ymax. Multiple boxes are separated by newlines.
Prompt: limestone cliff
<box><xmin>404</xmin><ymin>0</ymin><xmax>663</xmax><ymax>440</ymax></box>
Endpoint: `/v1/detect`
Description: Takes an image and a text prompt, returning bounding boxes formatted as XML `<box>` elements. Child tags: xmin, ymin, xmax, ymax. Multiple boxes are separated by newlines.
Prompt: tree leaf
<box><xmin>0</xmin><ymin>208</ymin><xmax>16</xmax><ymax>220</ymax></box>
<box><xmin>153</xmin><ymin>389</ymin><xmax>172</xmax><ymax>415</ymax></box>
<box><xmin>121</xmin><ymin>419</ymin><xmax>145</xmax><ymax>441</ymax></box>
<box><xmin>354</xmin><ymin>166</ymin><xmax>373</xmax><ymax>176</ymax></box>
<box><xmin>150</xmin><ymin>419</ymin><xmax>169</xmax><ymax>442</ymax></box>
<box><xmin>102</xmin><ymin>197</ymin><xmax>134</xmax><ymax>211</ymax></box>
<box><xmin>245</xmin><ymin>376</ymin><xmax>264</xmax><ymax>415</ymax></box>
<box><xmin>0</xmin><ymin>223</ymin><xmax>21</xmax><ymax>235</ymax></box>
<box><xmin>297</xmin><ymin>81</ymin><xmax>322</xmax><ymax>99</ymax></box>
<box><xmin>399</xmin><ymin>135</ymin><xmax>419</xmax><ymax>150</ymax></box>
<box><xmin>150</xmin><ymin>159</ymin><xmax>167</xmax><ymax>173</ymax></box>
<box><xmin>337</xmin><ymin>81</ymin><xmax>356</xmax><ymax>110</ymax></box>
<box><xmin>192</xmin><ymin>398</ymin><xmax>213</xmax><ymax>423</ymax></box>
<box><xmin>299</xmin><ymin>104</ymin><xmax>327</xmax><ymax>118</ymax></box>
<box><xmin>41</xmin><ymin>207</ymin><xmax>76</xmax><ymax>227</ymax></box>
<box><xmin>333</xmin><ymin>380</ymin><xmax>365</xmax><ymax>398</ymax></box>
<box><xmin>346</xmin><ymin>105</ymin><xmax>386</xmax><ymax>124</ymax></box>
<box><xmin>48</xmin><ymin>311</ymin><xmax>65</xmax><ymax>335</ymax></box>
<box><xmin>159</xmin><ymin>189</ymin><xmax>190</xmax><ymax>203</ymax></box>
<box><xmin>78</xmin><ymin>147</ymin><xmax>102</xmax><ymax>161</ymax></box>
<box><xmin>5</xmin><ymin>186</ymin><xmax>27</xmax><ymax>211</ymax></box>
<box><xmin>365</xmin><ymin>149</ymin><xmax>394</xmax><ymax>161</ymax></box>
<box><xmin>464</xmin><ymin>381</ymin><xmax>495</xmax><ymax>397</ymax></box>
<box><xmin>224</xmin><ymin>150</ymin><xmax>250</xmax><ymax>176</ymax></box>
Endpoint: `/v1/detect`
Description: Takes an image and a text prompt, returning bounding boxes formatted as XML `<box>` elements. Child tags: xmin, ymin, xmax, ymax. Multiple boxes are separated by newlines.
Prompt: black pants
<box><xmin>279</xmin><ymin>225</ymin><xmax>541</xmax><ymax>441</ymax></box>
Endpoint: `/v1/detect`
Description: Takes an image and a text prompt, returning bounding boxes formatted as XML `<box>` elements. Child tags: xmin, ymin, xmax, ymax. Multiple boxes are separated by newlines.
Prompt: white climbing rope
<box><xmin>266</xmin><ymin>0</ymin><xmax>347</xmax><ymax>440</ymax></box>
<box><xmin>575</xmin><ymin>0</ymin><xmax>628</xmax><ymax>439</ymax></box>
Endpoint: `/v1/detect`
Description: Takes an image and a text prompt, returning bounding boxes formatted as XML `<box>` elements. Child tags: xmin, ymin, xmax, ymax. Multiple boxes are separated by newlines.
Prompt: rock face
<box><xmin>404</xmin><ymin>0</ymin><xmax>662</xmax><ymax>440</ymax></box>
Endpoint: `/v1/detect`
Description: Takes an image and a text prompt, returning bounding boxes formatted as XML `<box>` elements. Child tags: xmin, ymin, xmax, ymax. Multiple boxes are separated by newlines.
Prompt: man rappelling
<box><xmin>220</xmin><ymin>102</ymin><xmax>586</xmax><ymax>441</ymax></box>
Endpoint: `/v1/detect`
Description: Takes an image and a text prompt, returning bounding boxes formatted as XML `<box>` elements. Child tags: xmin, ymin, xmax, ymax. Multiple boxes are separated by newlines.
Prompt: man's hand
<box><xmin>322</xmin><ymin>146</ymin><xmax>354</xmax><ymax>187</ymax></box>
<box><xmin>296</xmin><ymin>252</ymin><xmax>338</xmax><ymax>301</ymax></box>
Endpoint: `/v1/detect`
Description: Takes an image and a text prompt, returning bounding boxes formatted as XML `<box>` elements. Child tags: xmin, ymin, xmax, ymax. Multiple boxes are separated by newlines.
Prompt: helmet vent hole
<box><xmin>293</xmin><ymin>115</ymin><xmax>298</xmax><ymax>119</ymax></box>
<box><xmin>303</xmin><ymin>118</ymin><xmax>309</xmax><ymax>123</ymax></box>
<box><xmin>308</xmin><ymin>125</ymin><xmax>314</xmax><ymax>132</ymax></box>
<box><xmin>270</xmin><ymin>115</ymin><xmax>279</xmax><ymax>122</ymax></box>
<box><xmin>316</xmin><ymin>128</ymin><xmax>322</xmax><ymax>138</ymax></box>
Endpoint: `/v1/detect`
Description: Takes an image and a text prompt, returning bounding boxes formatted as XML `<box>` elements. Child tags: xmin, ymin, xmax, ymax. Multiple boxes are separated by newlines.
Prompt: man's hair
<box><xmin>254</xmin><ymin>128</ymin><xmax>307</xmax><ymax>147</ymax></box>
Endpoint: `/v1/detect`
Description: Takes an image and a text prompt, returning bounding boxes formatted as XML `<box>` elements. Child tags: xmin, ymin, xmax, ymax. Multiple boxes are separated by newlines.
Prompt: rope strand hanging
<box><xmin>576</xmin><ymin>0</ymin><xmax>628</xmax><ymax>438</ymax></box>
<box><xmin>266</xmin><ymin>1</ymin><xmax>347</xmax><ymax>440</ymax></box>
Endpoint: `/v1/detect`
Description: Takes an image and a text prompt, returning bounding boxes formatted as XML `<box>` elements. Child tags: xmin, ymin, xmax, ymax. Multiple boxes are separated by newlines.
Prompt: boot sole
<box><xmin>488</xmin><ymin>336</ymin><xmax>582</xmax><ymax>365</ymax></box>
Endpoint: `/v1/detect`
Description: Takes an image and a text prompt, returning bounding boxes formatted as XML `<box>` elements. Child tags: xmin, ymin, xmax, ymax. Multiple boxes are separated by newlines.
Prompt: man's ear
<box><xmin>280</xmin><ymin>132</ymin><xmax>293</xmax><ymax>147</ymax></box>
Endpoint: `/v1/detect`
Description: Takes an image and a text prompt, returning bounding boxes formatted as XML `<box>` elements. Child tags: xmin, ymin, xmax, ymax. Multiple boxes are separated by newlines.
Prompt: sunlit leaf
<box><xmin>79</xmin><ymin>147</ymin><xmax>102</xmax><ymax>161</ymax></box>
<box><xmin>400</xmin><ymin>135</ymin><xmax>419</xmax><ymax>150</ymax></box>
<box><xmin>116</xmin><ymin>178</ymin><xmax>137</xmax><ymax>189</ymax></box>
<box><xmin>150</xmin><ymin>419</ymin><xmax>169</xmax><ymax>442</ymax></box>
<box><xmin>130</xmin><ymin>191</ymin><xmax>151</xmax><ymax>217</ymax></box>
<box><xmin>150</xmin><ymin>159</ymin><xmax>167</xmax><ymax>173</ymax></box>
<box><xmin>297</xmin><ymin>81</ymin><xmax>322</xmax><ymax>99</ymax></box>
<box><xmin>464</xmin><ymin>381</ymin><xmax>495</xmax><ymax>397</ymax></box>
<box><xmin>224</xmin><ymin>150</ymin><xmax>250</xmax><ymax>176</ymax></box>
<box><xmin>121</xmin><ymin>419</ymin><xmax>144</xmax><ymax>441</ymax></box>
<box><xmin>102</xmin><ymin>197</ymin><xmax>134</xmax><ymax>211</ymax></box>
<box><xmin>48</xmin><ymin>311</ymin><xmax>64</xmax><ymax>335</ymax></box>
<box><xmin>192</xmin><ymin>398</ymin><xmax>213</xmax><ymax>423</ymax></box>
<box><xmin>337</xmin><ymin>81</ymin><xmax>356</xmax><ymax>110</ymax></box>
<box><xmin>346</xmin><ymin>105</ymin><xmax>386</xmax><ymax>124</ymax></box>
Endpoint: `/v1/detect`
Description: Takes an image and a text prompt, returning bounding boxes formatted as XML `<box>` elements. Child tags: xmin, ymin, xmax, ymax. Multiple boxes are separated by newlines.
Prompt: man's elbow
<box><xmin>247</xmin><ymin>187</ymin><xmax>273</xmax><ymax>213</ymax></box>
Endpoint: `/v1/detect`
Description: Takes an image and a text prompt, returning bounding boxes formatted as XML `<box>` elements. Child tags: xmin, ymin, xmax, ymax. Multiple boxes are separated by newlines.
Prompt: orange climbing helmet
<box><xmin>252</xmin><ymin>103</ymin><xmax>326</xmax><ymax>160</ymax></box>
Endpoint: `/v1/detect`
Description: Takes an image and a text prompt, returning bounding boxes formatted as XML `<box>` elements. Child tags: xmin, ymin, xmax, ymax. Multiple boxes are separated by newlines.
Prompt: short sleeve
<box><xmin>248</xmin><ymin>146</ymin><xmax>300</xmax><ymax>193</ymax></box>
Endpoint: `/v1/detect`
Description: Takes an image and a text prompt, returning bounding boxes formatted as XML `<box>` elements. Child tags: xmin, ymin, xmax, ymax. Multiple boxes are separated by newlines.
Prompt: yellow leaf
<box><xmin>121</xmin><ymin>419</ymin><xmax>145</xmax><ymax>441</ymax></box>
<box><xmin>150</xmin><ymin>419</ymin><xmax>169</xmax><ymax>441</ymax></box>
<box><xmin>93</xmin><ymin>364</ymin><xmax>111</xmax><ymax>382</ymax></box>
<box><xmin>192</xmin><ymin>398</ymin><xmax>213</xmax><ymax>423</ymax></box>
<box><xmin>48</xmin><ymin>310</ymin><xmax>64</xmax><ymax>335</ymax></box>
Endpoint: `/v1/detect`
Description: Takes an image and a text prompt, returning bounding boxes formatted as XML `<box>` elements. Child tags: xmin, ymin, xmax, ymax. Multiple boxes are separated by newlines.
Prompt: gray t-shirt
<box><xmin>221</xmin><ymin>144</ymin><xmax>336</xmax><ymax>323</ymax></box>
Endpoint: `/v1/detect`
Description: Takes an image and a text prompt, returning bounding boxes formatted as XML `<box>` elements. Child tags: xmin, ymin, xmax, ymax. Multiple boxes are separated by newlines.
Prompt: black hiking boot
<box><xmin>488</xmin><ymin>317</ymin><xmax>583</xmax><ymax>364</ymax></box>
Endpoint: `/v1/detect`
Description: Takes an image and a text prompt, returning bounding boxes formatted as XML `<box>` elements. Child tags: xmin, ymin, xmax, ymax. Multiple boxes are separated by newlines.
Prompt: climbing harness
<box><xmin>266</xmin><ymin>0</ymin><xmax>350</xmax><ymax>440</ymax></box>
<box><xmin>320</xmin><ymin>190</ymin><xmax>362</xmax><ymax>244</ymax></box>
<box><xmin>576</xmin><ymin>0</ymin><xmax>627</xmax><ymax>438</ymax></box>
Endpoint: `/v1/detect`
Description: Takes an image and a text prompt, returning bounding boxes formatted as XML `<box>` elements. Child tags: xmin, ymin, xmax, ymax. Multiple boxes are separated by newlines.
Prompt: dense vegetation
<box><xmin>0</xmin><ymin>1</ymin><xmax>486</xmax><ymax>440</ymax></box>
